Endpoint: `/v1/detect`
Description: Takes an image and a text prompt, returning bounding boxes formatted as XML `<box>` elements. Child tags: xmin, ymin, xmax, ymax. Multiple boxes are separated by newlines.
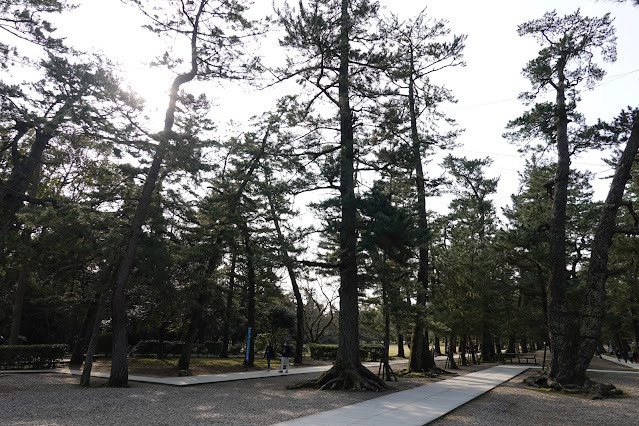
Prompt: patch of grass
<box><xmin>128</xmin><ymin>358</ymin><xmax>178</xmax><ymax>368</ymax></box>
<box><xmin>388</xmin><ymin>344</ymin><xmax>410</xmax><ymax>357</ymax></box>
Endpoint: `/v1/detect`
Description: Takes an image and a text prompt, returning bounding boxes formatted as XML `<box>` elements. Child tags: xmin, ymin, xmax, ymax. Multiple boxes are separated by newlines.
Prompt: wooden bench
<box><xmin>502</xmin><ymin>353</ymin><xmax>537</xmax><ymax>365</ymax></box>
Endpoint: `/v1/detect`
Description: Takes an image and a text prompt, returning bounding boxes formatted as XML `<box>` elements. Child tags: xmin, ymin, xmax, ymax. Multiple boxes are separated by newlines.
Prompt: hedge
<box><xmin>96</xmin><ymin>332</ymin><xmax>112</xmax><ymax>356</ymax></box>
<box><xmin>307</xmin><ymin>344</ymin><xmax>337</xmax><ymax>360</ymax></box>
<box><xmin>307</xmin><ymin>343</ymin><xmax>385</xmax><ymax>361</ymax></box>
<box><xmin>203</xmin><ymin>341</ymin><xmax>222</xmax><ymax>357</ymax></box>
<box><xmin>360</xmin><ymin>344</ymin><xmax>385</xmax><ymax>361</ymax></box>
<box><xmin>0</xmin><ymin>344</ymin><xmax>69</xmax><ymax>369</ymax></box>
<box><xmin>132</xmin><ymin>340</ymin><xmax>223</xmax><ymax>358</ymax></box>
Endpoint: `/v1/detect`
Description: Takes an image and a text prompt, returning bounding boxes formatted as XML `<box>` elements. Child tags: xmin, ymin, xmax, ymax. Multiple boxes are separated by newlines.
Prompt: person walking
<box><xmin>264</xmin><ymin>342</ymin><xmax>275</xmax><ymax>370</ymax></box>
<box><xmin>279</xmin><ymin>341</ymin><xmax>292</xmax><ymax>373</ymax></box>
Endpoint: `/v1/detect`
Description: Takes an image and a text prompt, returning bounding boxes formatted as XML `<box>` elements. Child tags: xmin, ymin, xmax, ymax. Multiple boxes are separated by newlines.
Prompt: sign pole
<box><xmin>244</xmin><ymin>327</ymin><xmax>252</xmax><ymax>366</ymax></box>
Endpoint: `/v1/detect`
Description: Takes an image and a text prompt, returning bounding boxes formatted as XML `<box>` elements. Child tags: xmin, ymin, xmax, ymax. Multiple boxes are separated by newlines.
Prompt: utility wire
<box><xmin>446</xmin><ymin>68</ymin><xmax>639</xmax><ymax>111</ymax></box>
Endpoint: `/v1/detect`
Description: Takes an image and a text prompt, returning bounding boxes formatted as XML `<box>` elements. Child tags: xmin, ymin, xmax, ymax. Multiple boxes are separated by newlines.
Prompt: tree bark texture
<box><xmin>336</xmin><ymin>0</ymin><xmax>360</xmax><ymax>373</ymax></box>
<box><xmin>547</xmin><ymin>60</ymin><xmax>577</xmax><ymax>383</ymax></box>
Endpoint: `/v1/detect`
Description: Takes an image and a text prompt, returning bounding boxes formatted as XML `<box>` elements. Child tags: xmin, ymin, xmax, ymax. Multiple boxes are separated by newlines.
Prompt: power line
<box><xmin>590</xmin><ymin>68</ymin><xmax>639</xmax><ymax>89</ymax></box>
<box><xmin>455</xmin><ymin>148</ymin><xmax>614</xmax><ymax>169</ymax></box>
<box><xmin>446</xmin><ymin>68</ymin><xmax>639</xmax><ymax>111</ymax></box>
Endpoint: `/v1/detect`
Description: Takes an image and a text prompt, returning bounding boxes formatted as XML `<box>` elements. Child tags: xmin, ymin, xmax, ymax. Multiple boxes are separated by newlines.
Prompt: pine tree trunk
<box><xmin>460</xmin><ymin>335</ymin><xmax>468</xmax><ymax>366</ymax></box>
<box><xmin>70</xmin><ymin>295</ymin><xmax>101</xmax><ymax>365</ymax></box>
<box><xmin>158</xmin><ymin>319</ymin><xmax>168</xmax><ymax>359</ymax></box>
<box><xmin>80</xmin><ymin>289</ymin><xmax>109</xmax><ymax>387</ymax></box>
<box><xmin>243</xmin><ymin>228</ymin><xmax>256</xmax><ymax>367</ymax></box>
<box><xmin>107</xmin><ymin>4</ymin><xmax>204</xmax><ymax>387</ymax></box>
<box><xmin>447</xmin><ymin>332</ymin><xmax>458</xmax><ymax>369</ymax></box>
<box><xmin>407</xmin><ymin>41</ymin><xmax>435</xmax><ymax>373</ymax></box>
<box><xmin>570</xmin><ymin>114</ymin><xmax>639</xmax><ymax>382</ymax></box>
<box><xmin>336</xmin><ymin>0</ymin><xmax>359</xmax><ymax>373</ymax></box>
<box><xmin>434</xmin><ymin>335</ymin><xmax>442</xmax><ymax>356</ymax></box>
<box><xmin>546</xmin><ymin>61</ymin><xmax>582</xmax><ymax>384</ymax></box>
<box><xmin>221</xmin><ymin>249</ymin><xmax>237</xmax><ymax>358</ymax></box>
<box><xmin>0</xmin><ymin>130</ymin><xmax>52</xmax><ymax>243</ymax></box>
<box><xmin>9</xmin><ymin>162</ymin><xmax>42</xmax><ymax>345</ymax></box>
<box><xmin>293</xmin><ymin>0</ymin><xmax>386</xmax><ymax>391</ymax></box>
<box><xmin>397</xmin><ymin>329</ymin><xmax>405</xmax><ymax>358</ymax></box>
<box><xmin>177</xmin><ymin>302</ymin><xmax>203</xmax><ymax>372</ymax></box>
<box><xmin>382</xmin><ymin>284</ymin><xmax>393</xmax><ymax>380</ymax></box>
<box><xmin>482</xmin><ymin>325</ymin><xmax>496</xmax><ymax>362</ymax></box>
<box><xmin>266</xmin><ymin>183</ymin><xmax>305</xmax><ymax>365</ymax></box>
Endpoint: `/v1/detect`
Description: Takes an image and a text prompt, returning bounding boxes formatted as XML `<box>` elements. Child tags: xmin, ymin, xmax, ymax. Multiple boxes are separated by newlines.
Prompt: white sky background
<box><xmin>51</xmin><ymin>0</ymin><xmax>639</xmax><ymax>217</ymax></box>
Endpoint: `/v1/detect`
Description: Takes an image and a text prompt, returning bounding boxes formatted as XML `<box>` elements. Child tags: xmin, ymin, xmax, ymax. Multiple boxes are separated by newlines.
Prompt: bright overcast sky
<box><xmin>52</xmin><ymin>0</ymin><xmax>639</xmax><ymax>216</ymax></box>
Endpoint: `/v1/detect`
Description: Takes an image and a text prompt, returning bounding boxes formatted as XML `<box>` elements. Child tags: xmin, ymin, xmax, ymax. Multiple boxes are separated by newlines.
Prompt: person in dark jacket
<box><xmin>279</xmin><ymin>341</ymin><xmax>291</xmax><ymax>373</ymax></box>
<box><xmin>264</xmin><ymin>342</ymin><xmax>275</xmax><ymax>370</ymax></box>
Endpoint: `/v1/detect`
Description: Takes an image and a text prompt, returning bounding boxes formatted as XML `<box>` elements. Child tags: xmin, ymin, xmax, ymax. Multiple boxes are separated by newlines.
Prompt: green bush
<box><xmin>0</xmin><ymin>344</ymin><xmax>69</xmax><ymax>369</ymax></box>
<box><xmin>96</xmin><ymin>332</ymin><xmax>112</xmax><ymax>356</ymax></box>
<box><xmin>204</xmin><ymin>341</ymin><xmax>222</xmax><ymax>357</ymax></box>
<box><xmin>306</xmin><ymin>343</ymin><xmax>385</xmax><ymax>361</ymax></box>
<box><xmin>307</xmin><ymin>344</ymin><xmax>337</xmax><ymax>360</ymax></box>
<box><xmin>360</xmin><ymin>343</ymin><xmax>385</xmax><ymax>361</ymax></box>
<box><xmin>228</xmin><ymin>343</ymin><xmax>243</xmax><ymax>355</ymax></box>
<box><xmin>170</xmin><ymin>341</ymin><xmax>185</xmax><ymax>356</ymax></box>
<box><xmin>134</xmin><ymin>340</ymin><xmax>165</xmax><ymax>356</ymax></box>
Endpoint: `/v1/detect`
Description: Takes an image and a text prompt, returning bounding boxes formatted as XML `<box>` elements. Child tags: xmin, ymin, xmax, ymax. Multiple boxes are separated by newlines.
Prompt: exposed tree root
<box><xmin>398</xmin><ymin>366</ymin><xmax>451</xmax><ymax>378</ymax></box>
<box><xmin>287</xmin><ymin>363</ymin><xmax>389</xmax><ymax>391</ymax></box>
<box><xmin>523</xmin><ymin>372</ymin><xmax>624</xmax><ymax>399</ymax></box>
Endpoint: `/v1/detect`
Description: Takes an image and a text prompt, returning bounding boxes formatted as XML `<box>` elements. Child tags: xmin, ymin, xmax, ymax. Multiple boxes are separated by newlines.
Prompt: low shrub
<box><xmin>306</xmin><ymin>343</ymin><xmax>385</xmax><ymax>361</ymax></box>
<box><xmin>96</xmin><ymin>332</ymin><xmax>112</xmax><ymax>356</ymax></box>
<box><xmin>0</xmin><ymin>344</ymin><xmax>69</xmax><ymax>369</ymax></box>
<box><xmin>307</xmin><ymin>343</ymin><xmax>337</xmax><ymax>360</ymax></box>
<box><xmin>228</xmin><ymin>343</ymin><xmax>243</xmax><ymax>355</ymax></box>
<box><xmin>360</xmin><ymin>343</ymin><xmax>385</xmax><ymax>361</ymax></box>
<box><xmin>134</xmin><ymin>340</ymin><xmax>165</xmax><ymax>356</ymax></box>
<box><xmin>203</xmin><ymin>341</ymin><xmax>222</xmax><ymax>357</ymax></box>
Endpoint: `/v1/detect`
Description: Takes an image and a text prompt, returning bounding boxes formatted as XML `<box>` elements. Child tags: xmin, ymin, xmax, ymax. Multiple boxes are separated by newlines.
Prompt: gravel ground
<box><xmin>1</xmin><ymin>357</ymin><xmax>637</xmax><ymax>425</ymax></box>
<box><xmin>0</xmin><ymin>363</ymin><xmax>437</xmax><ymax>426</ymax></box>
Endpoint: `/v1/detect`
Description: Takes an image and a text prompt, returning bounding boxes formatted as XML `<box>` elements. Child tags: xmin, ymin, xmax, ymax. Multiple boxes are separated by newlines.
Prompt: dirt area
<box><xmin>77</xmin><ymin>356</ymin><xmax>335</xmax><ymax>377</ymax></box>
<box><xmin>77</xmin><ymin>355</ymin><xmax>499</xmax><ymax>380</ymax></box>
<box><xmin>431</xmin><ymin>355</ymin><xmax>639</xmax><ymax>426</ymax></box>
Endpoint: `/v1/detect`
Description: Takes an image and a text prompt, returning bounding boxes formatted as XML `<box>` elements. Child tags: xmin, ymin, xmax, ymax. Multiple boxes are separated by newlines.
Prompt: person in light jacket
<box><xmin>279</xmin><ymin>341</ymin><xmax>292</xmax><ymax>373</ymax></box>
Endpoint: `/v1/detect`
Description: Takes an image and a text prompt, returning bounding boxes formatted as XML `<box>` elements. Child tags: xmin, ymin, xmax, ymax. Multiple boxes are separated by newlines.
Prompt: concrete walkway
<box><xmin>5</xmin><ymin>359</ymin><xmax>408</xmax><ymax>387</ymax></box>
<box><xmin>601</xmin><ymin>354</ymin><xmax>639</xmax><ymax>370</ymax></box>
<box><xmin>275</xmin><ymin>364</ymin><xmax>530</xmax><ymax>426</ymax></box>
